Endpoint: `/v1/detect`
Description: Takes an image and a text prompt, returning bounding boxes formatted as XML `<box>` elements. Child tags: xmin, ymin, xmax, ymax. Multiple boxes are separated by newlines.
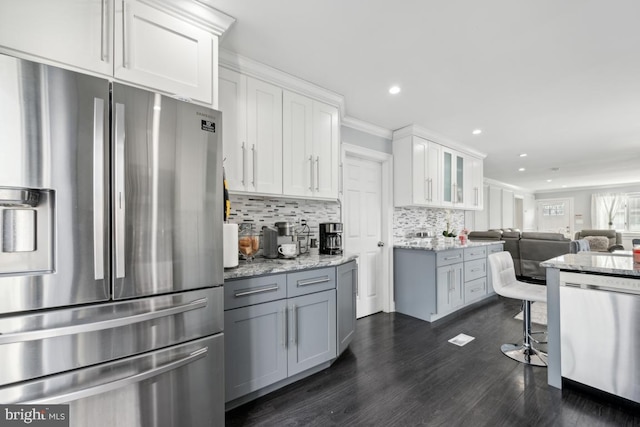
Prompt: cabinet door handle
<box><xmin>309</xmin><ymin>156</ymin><xmax>314</xmax><ymax>191</ymax></box>
<box><xmin>122</xmin><ymin>0</ymin><xmax>129</xmax><ymax>68</ymax></box>
<box><xmin>241</xmin><ymin>142</ymin><xmax>246</xmax><ymax>187</ymax></box>
<box><xmin>297</xmin><ymin>276</ymin><xmax>330</xmax><ymax>287</ymax></box>
<box><xmin>251</xmin><ymin>145</ymin><xmax>257</xmax><ymax>187</ymax></box>
<box><xmin>429</xmin><ymin>178</ymin><xmax>433</xmax><ymax>202</ymax></box>
<box><xmin>424</xmin><ymin>179</ymin><xmax>429</xmax><ymax>201</ymax></box>
<box><xmin>281</xmin><ymin>307</ymin><xmax>287</xmax><ymax>349</ymax></box>
<box><xmin>290</xmin><ymin>305</ymin><xmax>297</xmax><ymax>345</ymax></box>
<box><xmin>101</xmin><ymin>0</ymin><xmax>108</xmax><ymax>61</ymax></box>
<box><xmin>234</xmin><ymin>284</ymin><xmax>279</xmax><ymax>297</ymax></box>
<box><xmin>315</xmin><ymin>156</ymin><xmax>320</xmax><ymax>192</ymax></box>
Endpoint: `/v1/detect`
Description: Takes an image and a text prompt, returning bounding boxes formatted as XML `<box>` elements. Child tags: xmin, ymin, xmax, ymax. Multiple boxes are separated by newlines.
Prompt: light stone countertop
<box><xmin>224</xmin><ymin>253</ymin><xmax>358</xmax><ymax>280</ymax></box>
<box><xmin>541</xmin><ymin>252</ymin><xmax>640</xmax><ymax>277</ymax></box>
<box><xmin>393</xmin><ymin>239</ymin><xmax>504</xmax><ymax>252</ymax></box>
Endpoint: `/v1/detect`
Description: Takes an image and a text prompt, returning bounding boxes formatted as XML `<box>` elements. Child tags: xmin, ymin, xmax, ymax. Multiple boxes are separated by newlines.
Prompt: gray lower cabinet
<box><xmin>395</xmin><ymin>243</ymin><xmax>503</xmax><ymax>322</ymax></box>
<box><xmin>287</xmin><ymin>290</ymin><xmax>336</xmax><ymax>376</ymax></box>
<box><xmin>224</xmin><ymin>263</ymin><xmax>354</xmax><ymax>405</ymax></box>
<box><xmin>436</xmin><ymin>263</ymin><xmax>464</xmax><ymax>314</ymax></box>
<box><xmin>224</xmin><ymin>299</ymin><xmax>288</xmax><ymax>402</ymax></box>
<box><xmin>336</xmin><ymin>260</ymin><xmax>357</xmax><ymax>355</ymax></box>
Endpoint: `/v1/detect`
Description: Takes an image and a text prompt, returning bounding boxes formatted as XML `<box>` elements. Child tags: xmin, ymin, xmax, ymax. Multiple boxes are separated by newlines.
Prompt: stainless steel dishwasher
<box><xmin>559</xmin><ymin>271</ymin><xmax>640</xmax><ymax>404</ymax></box>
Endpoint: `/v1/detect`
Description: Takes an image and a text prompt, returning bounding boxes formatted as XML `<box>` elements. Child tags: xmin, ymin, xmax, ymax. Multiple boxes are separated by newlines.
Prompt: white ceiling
<box><xmin>204</xmin><ymin>0</ymin><xmax>640</xmax><ymax>192</ymax></box>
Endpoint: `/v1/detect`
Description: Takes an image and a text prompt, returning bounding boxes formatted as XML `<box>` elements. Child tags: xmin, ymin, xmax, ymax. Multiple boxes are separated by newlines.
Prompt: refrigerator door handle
<box><xmin>115</xmin><ymin>102</ymin><xmax>126</xmax><ymax>279</ymax></box>
<box><xmin>93</xmin><ymin>98</ymin><xmax>105</xmax><ymax>281</ymax></box>
<box><xmin>0</xmin><ymin>297</ymin><xmax>208</xmax><ymax>345</ymax></box>
<box><xmin>24</xmin><ymin>347</ymin><xmax>209</xmax><ymax>404</ymax></box>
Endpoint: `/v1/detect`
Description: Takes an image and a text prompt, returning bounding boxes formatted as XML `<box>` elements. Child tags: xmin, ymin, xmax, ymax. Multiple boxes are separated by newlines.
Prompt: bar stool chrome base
<box><xmin>500</xmin><ymin>343</ymin><xmax>548</xmax><ymax>367</ymax></box>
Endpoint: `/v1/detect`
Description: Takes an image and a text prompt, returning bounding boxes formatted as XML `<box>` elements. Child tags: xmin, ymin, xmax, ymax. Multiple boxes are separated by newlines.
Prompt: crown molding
<box><xmin>142</xmin><ymin>0</ymin><xmax>236</xmax><ymax>36</ymax></box>
<box><xmin>534</xmin><ymin>181</ymin><xmax>640</xmax><ymax>195</ymax></box>
<box><xmin>483</xmin><ymin>177</ymin><xmax>534</xmax><ymax>194</ymax></box>
<box><xmin>219</xmin><ymin>49</ymin><xmax>346</xmax><ymax>115</ymax></box>
<box><xmin>342</xmin><ymin>116</ymin><xmax>393</xmax><ymax>140</ymax></box>
<box><xmin>392</xmin><ymin>124</ymin><xmax>487</xmax><ymax>159</ymax></box>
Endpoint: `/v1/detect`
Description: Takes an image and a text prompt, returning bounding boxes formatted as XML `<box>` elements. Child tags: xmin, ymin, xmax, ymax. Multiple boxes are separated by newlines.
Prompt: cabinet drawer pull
<box><xmin>470</xmin><ymin>267</ymin><xmax>483</xmax><ymax>273</ymax></box>
<box><xmin>443</xmin><ymin>255</ymin><xmax>461</xmax><ymax>261</ymax></box>
<box><xmin>234</xmin><ymin>284</ymin><xmax>279</xmax><ymax>297</ymax></box>
<box><xmin>297</xmin><ymin>276</ymin><xmax>330</xmax><ymax>287</ymax></box>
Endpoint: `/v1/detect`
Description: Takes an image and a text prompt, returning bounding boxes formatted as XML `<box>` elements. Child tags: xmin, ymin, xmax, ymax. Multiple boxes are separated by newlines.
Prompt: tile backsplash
<box><xmin>228</xmin><ymin>194</ymin><xmax>341</xmax><ymax>240</ymax></box>
<box><xmin>394</xmin><ymin>207</ymin><xmax>465</xmax><ymax>239</ymax></box>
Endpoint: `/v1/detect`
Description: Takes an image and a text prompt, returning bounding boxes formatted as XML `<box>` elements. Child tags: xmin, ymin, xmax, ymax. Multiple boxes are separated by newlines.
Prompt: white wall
<box><xmin>535</xmin><ymin>183</ymin><xmax>640</xmax><ymax>231</ymax></box>
<box><xmin>341</xmin><ymin>125</ymin><xmax>392</xmax><ymax>154</ymax></box>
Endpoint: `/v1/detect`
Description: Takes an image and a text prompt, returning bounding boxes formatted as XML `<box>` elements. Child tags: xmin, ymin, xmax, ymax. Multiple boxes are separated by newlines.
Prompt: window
<box><xmin>542</xmin><ymin>203</ymin><xmax>565</xmax><ymax>216</ymax></box>
<box><xmin>625</xmin><ymin>193</ymin><xmax>640</xmax><ymax>232</ymax></box>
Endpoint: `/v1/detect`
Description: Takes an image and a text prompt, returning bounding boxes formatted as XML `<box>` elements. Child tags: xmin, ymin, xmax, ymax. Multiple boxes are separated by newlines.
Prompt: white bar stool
<box><xmin>488</xmin><ymin>251</ymin><xmax>548</xmax><ymax>367</ymax></box>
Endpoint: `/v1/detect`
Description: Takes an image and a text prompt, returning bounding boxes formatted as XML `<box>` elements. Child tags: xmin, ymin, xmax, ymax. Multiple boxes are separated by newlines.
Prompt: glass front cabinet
<box><xmin>442</xmin><ymin>147</ymin><xmax>465</xmax><ymax>207</ymax></box>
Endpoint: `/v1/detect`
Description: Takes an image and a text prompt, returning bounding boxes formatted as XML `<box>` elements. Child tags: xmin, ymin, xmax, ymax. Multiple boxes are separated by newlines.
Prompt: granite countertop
<box><xmin>393</xmin><ymin>239</ymin><xmax>504</xmax><ymax>252</ymax></box>
<box><xmin>541</xmin><ymin>252</ymin><xmax>640</xmax><ymax>277</ymax></box>
<box><xmin>224</xmin><ymin>253</ymin><xmax>358</xmax><ymax>280</ymax></box>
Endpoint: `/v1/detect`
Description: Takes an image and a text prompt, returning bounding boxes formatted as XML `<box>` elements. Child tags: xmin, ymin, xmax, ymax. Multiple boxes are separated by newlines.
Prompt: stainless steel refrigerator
<box><xmin>0</xmin><ymin>53</ymin><xmax>224</xmax><ymax>426</ymax></box>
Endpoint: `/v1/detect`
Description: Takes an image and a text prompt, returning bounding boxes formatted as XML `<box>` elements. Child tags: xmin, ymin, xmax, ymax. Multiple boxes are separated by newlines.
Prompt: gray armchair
<box><xmin>574</xmin><ymin>229</ymin><xmax>624</xmax><ymax>252</ymax></box>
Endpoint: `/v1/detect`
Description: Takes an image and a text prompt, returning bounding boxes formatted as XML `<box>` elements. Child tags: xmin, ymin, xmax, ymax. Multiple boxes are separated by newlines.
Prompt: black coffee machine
<box><xmin>319</xmin><ymin>223</ymin><xmax>343</xmax><ymax>255</ymax></box>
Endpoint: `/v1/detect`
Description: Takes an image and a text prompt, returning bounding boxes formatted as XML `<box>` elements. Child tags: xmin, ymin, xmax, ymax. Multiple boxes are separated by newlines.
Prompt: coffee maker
<box><xmin>319</xmin><ymin>223</ymin><xmax>343</xmax><ymax>255</ymax></box>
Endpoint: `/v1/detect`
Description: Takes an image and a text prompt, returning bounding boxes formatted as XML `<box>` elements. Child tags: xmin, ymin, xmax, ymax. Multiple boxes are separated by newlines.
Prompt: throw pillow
<box><xmin>584</xmin><ymin>236</ymin><xmax>609</xmax><ymax>252</ymax></box>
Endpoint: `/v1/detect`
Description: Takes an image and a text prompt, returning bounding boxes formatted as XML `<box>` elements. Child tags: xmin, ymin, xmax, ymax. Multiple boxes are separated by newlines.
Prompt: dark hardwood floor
<box><xmin>226</xmin><ymin>296</ymin><xmax>640</xmax><ymax>426</ymax></box>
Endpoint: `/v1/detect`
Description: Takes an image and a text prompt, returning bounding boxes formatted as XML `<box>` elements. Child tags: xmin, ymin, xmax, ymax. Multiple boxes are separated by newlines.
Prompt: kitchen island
<box><xmin>541</xmin><ymin>252</ymin><xmax>640</xmax><ymax>403</ymax></box>
<box><xmin>223</xmin><ymin>253</ymin><xmax>358</xmax><ymax>409</ymax></box>
<box><xmin>394</xmin><ymin>240</ymin><xmax>504</xmax><ymax>322</ymax></box>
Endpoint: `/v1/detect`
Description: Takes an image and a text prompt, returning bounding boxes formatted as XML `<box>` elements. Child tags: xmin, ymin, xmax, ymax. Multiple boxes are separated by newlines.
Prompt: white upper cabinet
<box><xmin>0</xmin><ymin>0</ymin><xmax>113</xmax><ymax>75</ymax></box>
<box><xmin>283</xmin><ymin>91</ymin><xmax>339</xmax><ymax>199</ymax></box>
<box><xmin>441</xmin><ymin>147</ymin><xmax>465</xmax><ymax>208</ymax></box>
<box><xmin>283</xmin><ymin>91</ymin><xmax>314</xmax><ymax>197</ymax></box>
<box><xmin>0</xmin><ymin>0</ymin><xmax>234</xmax><ymax>106</ymax></box>
<box><xmin>312</xmin><ymin>101</ymin><xmax>340</xmax><ymax>199</ymax></box>
<box><xmin>465</xmin><ymin>155</ymin><xmax>484</xmax><ymax>210</ymax></box>
<box><xmin>219</xmin><ymin>68</ymin><xmax>283</xmax><ymax>194</ymax></box>
<box><xmin>114</xmin><ymin>0</ymin><xmax>215</xmax><ymax>104</ymax></box>
<box><xmin>393</xmin><ymin>125</ymin><xmax>484</xmax><ymax>210</ymax></box>
<box><xmin>219</xmin><ymin>68</ymin><xmax>247</xmax><ymax>192</ymax></box>
<box><xmin>394</xmin><ymin>135</ymin><xmax>441</xmax><ymax>207</ymax></box>
<box><xmin>247</xmin><ymin>77</ymin><xmax>283</xmax><ymax>194</ymax></box>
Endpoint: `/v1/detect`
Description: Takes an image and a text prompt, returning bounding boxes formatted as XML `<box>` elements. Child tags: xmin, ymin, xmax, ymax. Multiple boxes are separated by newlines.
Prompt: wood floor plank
<box><xmin>226</xmin><ymin>296</ymin><xmax>640</xmax><ymax>426</ymax></box>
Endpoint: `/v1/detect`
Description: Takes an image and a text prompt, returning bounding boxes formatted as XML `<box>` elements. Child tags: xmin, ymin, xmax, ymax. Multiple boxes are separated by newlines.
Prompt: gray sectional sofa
<box><xmin>468</xmin><ymin>229</ymin><xmax>571</xmax><ymax>281</ymax></box>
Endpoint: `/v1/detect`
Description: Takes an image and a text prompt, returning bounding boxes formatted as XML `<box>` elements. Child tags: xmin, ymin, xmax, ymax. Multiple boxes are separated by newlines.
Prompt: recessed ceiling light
<box><xmin>519</xmin><ymin>153</ymin><xmax>527</xmax><ymax>157</ymax></box>
<box><xmin>562</xmin><ymin>185</ymin><xmax>567</xmax><ymax>188</ymax></box>
<box><xmin>518</xmin><ymin>168</ymin><xmax>525</xmax><ymax>172</ymax></box>
<box><xmin>547</xmin><ymin>179</ymin><xmax>552</xmax><ymax>182</ymax></box>
<box><xmin>389</xmin><ymin>86</ymin><xmax>401</xmax><ymax>95</ymax></box>
<box><xmin>472</xmin><ymin>129</ymin><xmax>482</xmax><ymax>135</ymax></box>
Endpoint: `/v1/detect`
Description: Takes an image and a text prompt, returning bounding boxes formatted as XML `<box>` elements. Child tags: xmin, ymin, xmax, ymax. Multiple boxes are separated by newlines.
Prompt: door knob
<box><xmin>377</xmin><ymin>241</ymin><xmax>385</xmax><ymax>247</ymax></box>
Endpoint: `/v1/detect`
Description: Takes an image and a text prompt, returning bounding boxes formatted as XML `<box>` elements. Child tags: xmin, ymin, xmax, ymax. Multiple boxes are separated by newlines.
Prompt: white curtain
<box><xmin>591</xmin><ymin>193</ymin><xmax>624</xmax><ymax>229</ymax></box>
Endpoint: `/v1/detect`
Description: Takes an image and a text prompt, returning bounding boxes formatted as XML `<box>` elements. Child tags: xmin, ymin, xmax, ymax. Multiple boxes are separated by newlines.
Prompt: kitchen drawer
<box><xmin>287</xmin><ymin>267</ymin><xmax>336</xmax><ymax>297</ymax></box>
<box><xmin>464</xmin><ymin>277</ymin><xmax>487</xmax><ymax>304</ymax></box>
<box><xmin>224</xmin><ymin>274</ymin><xmax>287</xmax><ymax>310</ymax></box>
<box><xmin>465</xmin><ymin>258</ymin><xmax>487</xmax><ymax>282</ymax></box>
<box><xmin>464</xmin><ymin>246</ymin><xmax>487</xmax><ymax>261</ymax></box>
<box><xmin>487</xmin><ymin>244</ymin><xmax>504</xmax><ymax>255</ymax></box>
<box><xmin>436</xmin><ymin>249</ymin><xmax>464</xmax><ymax>267</ymax></box>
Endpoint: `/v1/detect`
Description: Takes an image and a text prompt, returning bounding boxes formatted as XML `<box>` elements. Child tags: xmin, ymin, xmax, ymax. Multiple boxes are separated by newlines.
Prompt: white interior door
<box><xmin>344</xmin><ymin>155</ymin><xmax>383</xmax><ymax>318</ymax></box>
<box><xmin>536</xmin><ymin>198</ymin><xmax>574</xmax><ymax>238</ymax></box>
